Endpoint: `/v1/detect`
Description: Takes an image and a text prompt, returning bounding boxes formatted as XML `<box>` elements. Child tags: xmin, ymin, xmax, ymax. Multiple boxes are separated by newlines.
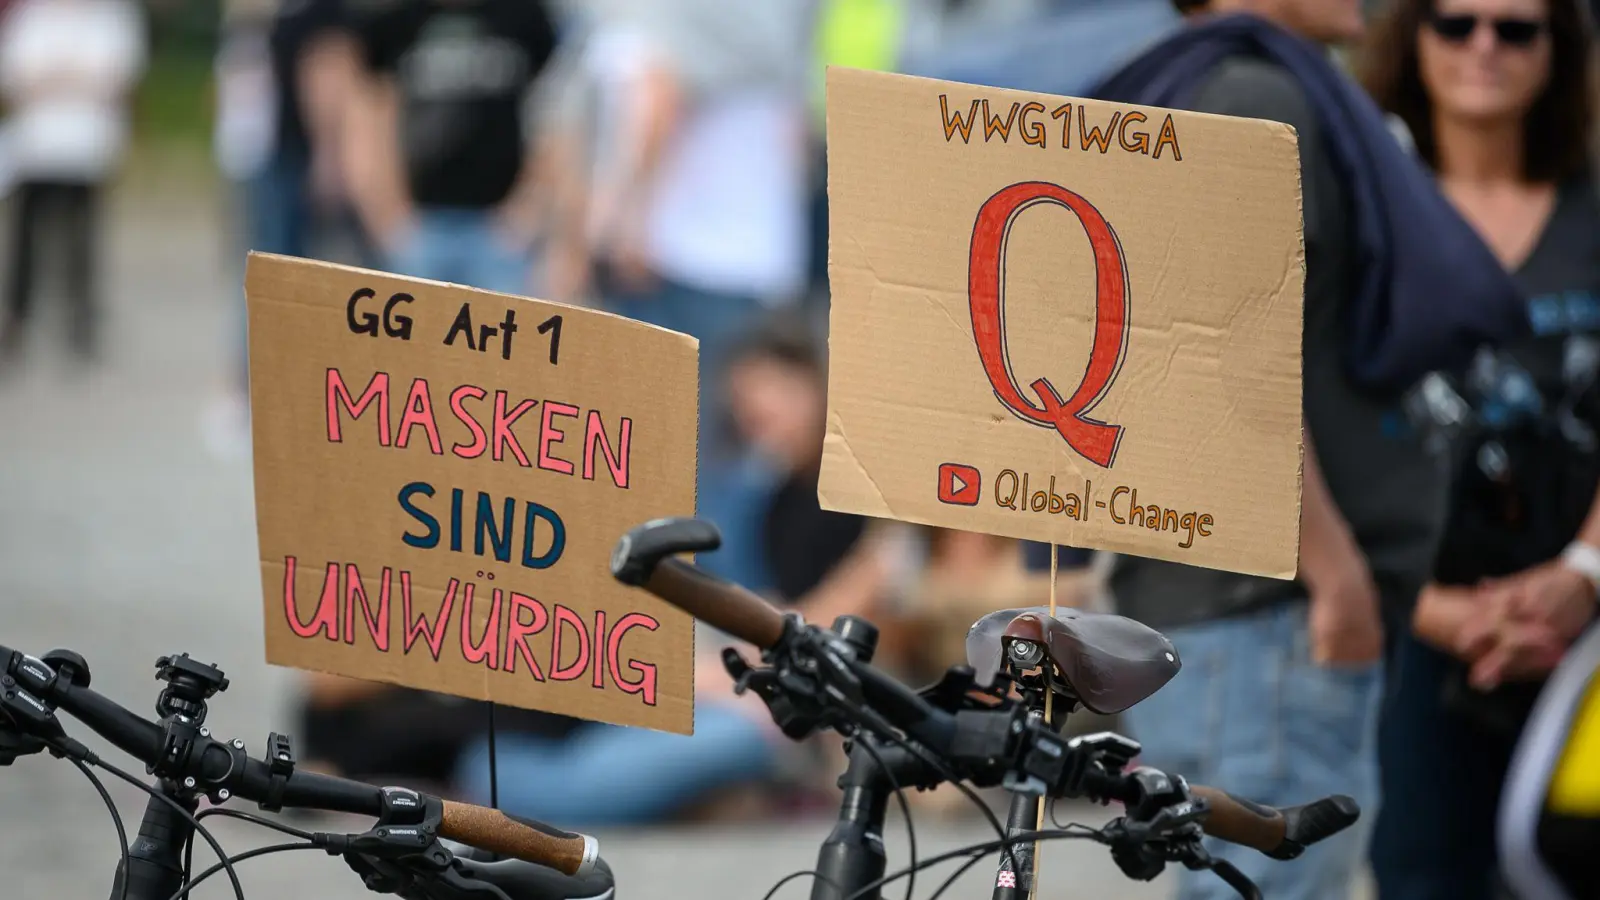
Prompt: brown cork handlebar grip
<box><xmin>645</xmin><ymin>558</ymin><xmax>788</xmax><ymax>649</ymax></box>
<box><xmin>1188</xmin><ymin>786</ymin><xmax>1289</xmax><ymax>854</ymax></box>
<box><xmin>438</xmin><ymin>801</ymin><xmax>599</xmax><ymax>877</ymax></box>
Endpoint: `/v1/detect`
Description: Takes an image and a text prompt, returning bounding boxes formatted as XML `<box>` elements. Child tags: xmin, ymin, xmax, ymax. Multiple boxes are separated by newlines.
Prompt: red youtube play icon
<box><xmin>937</xmin><ymin>463</ymin><xmax>982</xmax><ymax>506</ymax></box>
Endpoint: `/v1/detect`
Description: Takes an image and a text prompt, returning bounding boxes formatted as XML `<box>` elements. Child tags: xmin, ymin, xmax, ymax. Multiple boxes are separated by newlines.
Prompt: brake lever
<box><xmin>1104</xmin><ymin>819</ymin><xmax>1167</xmax><ymax>882</ymax></box>
<box><xmin>345</xmin><ymin>853</ymin><xmax>510</xmax><ymax>900</ymax></box>
<box><xmin>722</xmin><ymin>648</ymin><xmax>830</xmax><ymax>740</ymax></box>
<box><xmin>721</xmin><ymin>634</ymin><xmax>884</xmax><ymax>744</ymax></box>
<box><xmin>1103</xmin><ymin>799</ymin><xmax>1211</xmax><ymax>885</ymax></box>
<box><xmin>1209</xmin><ymin>860</ymin><xmax>1264</xmax><ymax>900</ymax></box>
<box><xmin>335</xmin><ymin>827</ymin><xmax>515</xmax><ymax>900</ymax></box>
<box><xmin>1143</xmin><ymin>799</ymin><xmax>1208</xmax><ymax>836</ymax></box>
<box><xmin>1163</xmin><ymin>831</ymin><xmax>1263</xmax><ymax>900</ymax></box>
<box><xmin>0</xmin><ymin>722</ymin><xmax>48</xmax><ymax>765</ymax></box>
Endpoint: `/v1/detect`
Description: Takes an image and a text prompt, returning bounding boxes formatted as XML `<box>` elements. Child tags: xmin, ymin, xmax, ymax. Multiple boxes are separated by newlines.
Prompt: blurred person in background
<box><xmin>1084</xmin><ymin>0</ymin><xmax>1528</xmax><ymax>896</ymax></box>
<box><xmin>449</xmin><ymin>318</ymin><xmax>917</xmax><ymax>827</ymax></box>
<box><xmin>579</xmin><ymin>0</ymin><xmax>820</xmax><ymax>595</ymax></box>
<box><xmin>0</xmin><ymin>0</ymin><xmax>146</xmax><ymax>365</ymax></box>
<box><xmin>522</xmin><ymin>2</ymin><xmax>639</xmax><ymax>306</ymax></box>
<box><xmin>292</xmin><ymin>671</ymin><xmax>589</xmax><ymax>798</ymax></box>
<box><xmin>897</xmin><ymin>0</ymin><xmax>1178</xmax><ymax>98</ymax></box>
<box><xmin>343</xmin><ymin>0</ymin><xmax>560</xmax><ymax>295</ymax></box>
<box><xmin>726</xmin><ymin>317</ymin><xmax>917</xmax><ymax>644</ymax></box>
<box><xmin>293</xmin><ymin>0</ymin><xmax>570</xmax><ymax>780</ymax></box>
<box><xmin>207</xmin><ymin>0</ymin><xmax>366</xmax><ymax>455</ymax></box>
<box><xmin>802</xmin><ymin>0</ymin><xmax>905</xmax><ymax>320</ymax></box>
<box><xmin>1358</xmin><ymin>2</ymin><xmax>1600</xmax><ymax>898</ymax></box>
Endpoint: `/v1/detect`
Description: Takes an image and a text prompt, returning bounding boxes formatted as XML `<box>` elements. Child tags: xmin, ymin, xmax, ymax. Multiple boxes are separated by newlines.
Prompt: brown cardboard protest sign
<box><xmin>819</xmin><ymin>67</ymin><xmax>1305</xmax><ymax>579</ymax></box>
<box><xmin>246</xmin><ymin>253</ymin><xmax>698</xmax><ymax>733</ymax></box>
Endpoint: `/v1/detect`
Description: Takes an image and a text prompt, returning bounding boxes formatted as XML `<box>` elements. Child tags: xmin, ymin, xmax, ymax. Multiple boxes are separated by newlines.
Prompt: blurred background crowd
<box><xmin>1</xmin><ymin>0</ymin><xmax>1598</xmax><ymax>898</ymax></box>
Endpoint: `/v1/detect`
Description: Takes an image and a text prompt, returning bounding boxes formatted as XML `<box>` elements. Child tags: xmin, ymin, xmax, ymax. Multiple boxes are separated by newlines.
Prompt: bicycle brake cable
<box><xmin>758</xmin><ymin>726</ymin><xmax>1019</xmax><ymax>900</ymax></box>
<box><xmin>184</xmin><ymin>807</ymin><xmax>316</xmax><ymax>891</ymax></box>
<box><xmin>62</xmin><ymin>754</ymin><xmax>132</xmax><ymax>900</ymax></box>
<box><xmin>759</xmin><ymin>869</ymin><xmax>846</xmax><ymax>900</ymax></box>
<box><xmin>846</xmin><ymin>825</ymin><xmax>1107</xmax><ymax>900</ymax></box>
<box><xmin>169</xmin><ymin>843</ymin><xmax>324</xmax><ymax>900</ymax></box>
<box><xmin>87</xmin><ymin>753</ymin><xmax>246</xmax><ymax>900</ymax></box>
<box><xmin>863</xmin><ymin>722</ymin><xmax>1020</xmax><ymax>875</ymax></box>
<box><xmin>923</xmin><ymin>828</ymin><xmax>1098</xmax><ymax>900</ymax></box>
<box><xmin>924</xmin><ymin>848</ymin><xmax>989</xmax><ymax>900</ymax></box>
<box><xmin>853</xmin><ymin>735</ymin><xmax>918</xmax><ymax>900</ymax></box>
<box><xmin>195</xmin><ymin>807</ymin><xmax>314</xmax><ymax>842</ymax></box>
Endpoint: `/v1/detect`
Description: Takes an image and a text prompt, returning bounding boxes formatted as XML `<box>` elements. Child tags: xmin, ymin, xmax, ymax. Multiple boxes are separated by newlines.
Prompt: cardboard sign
<box><xmin>246</xmin><ymin>254</ymin><xmax>698</xmax><ymax>733</ymax></box>
<box><xmin>819</xmin><ymin>68</ymin><xmax>1304</xmax><ymax>579</ymax></box>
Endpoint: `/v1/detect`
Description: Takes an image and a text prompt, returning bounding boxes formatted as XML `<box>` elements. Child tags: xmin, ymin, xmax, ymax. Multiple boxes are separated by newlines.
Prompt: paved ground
<box><xmin>0</xmin><ymin>160</ymin><xmax>1345</xmax><ymax>900</ymax></box>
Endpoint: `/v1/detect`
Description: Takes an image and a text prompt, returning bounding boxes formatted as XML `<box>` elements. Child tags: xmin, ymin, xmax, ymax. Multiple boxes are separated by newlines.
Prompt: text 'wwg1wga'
<box><xmin>939</xmin><ymin>94</ymin><xmax>1183</xmax><ymax>160</ymax></box>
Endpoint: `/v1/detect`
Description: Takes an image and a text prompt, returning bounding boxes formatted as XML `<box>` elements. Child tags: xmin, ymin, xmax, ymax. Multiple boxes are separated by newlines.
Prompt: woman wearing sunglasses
<box><xmin>1360</xmin><ymin>2</ymin><xmax>1599</xmax><ymax>899</ymax></box>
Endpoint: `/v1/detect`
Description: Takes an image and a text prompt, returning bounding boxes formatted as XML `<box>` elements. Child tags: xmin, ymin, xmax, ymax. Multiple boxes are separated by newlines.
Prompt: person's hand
<box><xmin>543</xmin><ymin>239</ymin><xmax>592</xmax><ymax>305</ymax></box>
<box><xmin>1301</xmin><ymin>534</ymin><xmax>1384</xmax><ymax>666</ymax></box>
<box><xmin>1501</xmin><ymin>559</ymin><xmax>1597</xmax><ymax>645</ymax></box>
<box><xmin>589</xmin><ymin>188</ymin><xmax>657</xmax><ymax>295</ymax></box>
<box><xmin>603</xmin><ymin>231</ymin><xmax>657</xmax><ymax>295</ymax></box>
<box><xmin>1413</xmin><ymin>582</ymin><xmax>1481</xmax><ymax>655</ymax></box>
<box><xmin>1465</xmin><ymin>616</ymin><xmax>1567</xmax><ymax>689</ymax></box>
<box><xmin>1453</xmin><ymin>562</ymin><xmax>1590</xmax><ymax>690</ymax></box>
<box><xmin>373</xmin><ymin>212</ymin><xmax>416</xmax><ymax>261</ymax></box>
<box><xmin>1452</xmin><ymin>596</ymin><xmax>1504</xmax><ymax>662</ymax></box>
<box><xmin>309</xmin><ymin>149</ymin><xmax>347</xmax><ymax>212</ymax></box>
<box><xmin>491</xmin><ymin>203</ymin><xmax>540</xmax><ymax>257</ymax></box>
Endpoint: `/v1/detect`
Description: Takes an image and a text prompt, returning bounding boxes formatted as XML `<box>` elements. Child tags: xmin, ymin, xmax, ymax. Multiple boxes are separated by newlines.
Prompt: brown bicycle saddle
<box><xmin>964</xmin><ymin>607</ymin><xmax>1181</xmax><ymax>715</ymax></box>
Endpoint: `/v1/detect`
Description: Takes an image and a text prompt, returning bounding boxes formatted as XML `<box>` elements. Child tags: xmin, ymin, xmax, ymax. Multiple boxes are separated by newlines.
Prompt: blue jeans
<box><xmin>237</xmin><ymin>151</ymin><xmax>312</xmax><ymax>389</ymax></box>
<box><xmin>606</xmin><ymin>279</ymin><xmax>776</xmax><ymax>593</ymax></box>
<box><xmin>387</xmin><ymin>208</ymin><xmax>532</xmax><ymax>297</ymax></box>
<box><xmin>1368</xmin><ymin>631</ymin><xmax>1514</xmax><ymax>900</ymax></box>
<box><xmin>452</xmin><ymin>703</ymin><xmax>778</xmax><ymax>827</ymax></box>
<box><xmin>237</xmin><ymin>151</ymin><xmax>378</xmax><ymax>391</ymax></box>
<box><xmin>1122</xmin><ymin>601</ymin><xmax>1382</xmax><ymax>900</ymax></box>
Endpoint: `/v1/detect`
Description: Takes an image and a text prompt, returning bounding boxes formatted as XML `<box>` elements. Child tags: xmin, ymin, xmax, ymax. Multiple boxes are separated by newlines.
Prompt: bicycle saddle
<box><xmin>965</xmin><ymin>607</ymin><xmax>1181</xmax><ymax>715</ymax></box>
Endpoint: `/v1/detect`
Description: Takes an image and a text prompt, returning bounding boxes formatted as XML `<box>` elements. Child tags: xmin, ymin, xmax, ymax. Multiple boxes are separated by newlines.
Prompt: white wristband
<box><xmin>1559</xmin><ymin>542</ymin><xmax>1600</xmax><ymax>598</ymax></box>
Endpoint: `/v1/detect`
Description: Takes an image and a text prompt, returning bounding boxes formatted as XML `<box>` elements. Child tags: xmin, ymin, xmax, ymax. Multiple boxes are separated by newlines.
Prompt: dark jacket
<box><xmin>1091</xmin><ymin>13</ymin><xmax>1530</xmax><ymax>395</ymax></box>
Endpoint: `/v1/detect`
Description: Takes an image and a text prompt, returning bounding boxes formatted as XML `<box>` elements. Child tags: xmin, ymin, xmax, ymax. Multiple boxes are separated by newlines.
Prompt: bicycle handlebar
<box><xmin>437</xmin><ymin>801</ymin><xmax>598</xmax><ymax>876</ymax></box>
<box><xmin>641</xmin><ymin>558</ymin><xmax>788</xmax><ymax>649</ymax></box>
<box><xmin>612</xmin><ymin>519</ymin><xmax>788</xmax><ymax>648</ymax></box>
<box><xmin>610</xmin><ymin>517</ymin><xmax>1360</xmax><ymax>865</ymax></box>
<box><xmin>1184</xmin><ymin>787</ymin><xmax>1356</xmax><ymax>860</ymax></box>
<box><xmin>1187</xmin><ymin>786</ymin><xmax>1296</xmax><ymax>856</ymax></box>
<box><xmin>0</xmin><ymin>645</ymin><xmax>601</xmax><ymax>879</ymax></box>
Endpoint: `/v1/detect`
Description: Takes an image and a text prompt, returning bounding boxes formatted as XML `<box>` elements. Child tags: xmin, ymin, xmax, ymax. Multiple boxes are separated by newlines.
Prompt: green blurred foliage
<box><xmin>132</xmin><ymin>0</ymin><xmax>221</xmax><ymax>150</ymax></box>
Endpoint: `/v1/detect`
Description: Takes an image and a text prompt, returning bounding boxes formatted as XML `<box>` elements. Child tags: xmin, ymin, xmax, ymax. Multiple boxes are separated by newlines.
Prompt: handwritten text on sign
<box><xmin>819</xmin><ymin>68</ymin><xmax>1304</xmax><ymax>579</ymax></box>
<box><xmin>247</xmin><ymin>254</ymin><xmax>698</xmax><ymax>733</ymax></box>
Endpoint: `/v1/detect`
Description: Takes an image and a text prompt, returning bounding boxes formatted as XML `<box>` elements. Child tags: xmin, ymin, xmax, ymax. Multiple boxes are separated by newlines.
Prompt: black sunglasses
<box><xmin>1428</xmin><ymin>12</ymin><xmax>1547</xmax><ymax>46</ymax></box>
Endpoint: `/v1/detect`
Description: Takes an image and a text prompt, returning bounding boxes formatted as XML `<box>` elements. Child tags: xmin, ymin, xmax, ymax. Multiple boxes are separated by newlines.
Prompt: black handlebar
<box><xmin>610</xmin><ymin>517</ymin><xmax>1361</xmax><ymax>896</ymax></box>
<box><xmin>0</xmin><ymin>644</ymin><xmax>605</xmax><ymax>888</ymax></box>
<box><xmin>3</xmin><ymin>646</ymin><xmax>389</xmax><ymax>815</ymax></box>
<box><xmin>612</xmin><ymin>519</ymin><xmax>789</xmax><ymax>648</ymax></box>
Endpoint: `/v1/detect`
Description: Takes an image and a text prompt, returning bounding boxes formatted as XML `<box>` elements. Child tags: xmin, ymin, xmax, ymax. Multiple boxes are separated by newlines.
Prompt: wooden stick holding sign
<box><xmin>1031</xmin><ymin>544</ymin><xmax>1057</xmax><ymax>899</ymax></box>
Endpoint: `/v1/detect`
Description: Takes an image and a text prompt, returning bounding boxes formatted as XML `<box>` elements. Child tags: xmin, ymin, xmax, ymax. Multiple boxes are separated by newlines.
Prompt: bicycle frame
<box><xmin>109</xmin><ymin>781</ymin><xmax>199</xmax><ymax>900</ymax></box>
<box><xmin>810</xmin><ymin>739</ymin><xmax>939</xmax><ymax>900</ymax></box>
<box><xmin>809</xmin><ymin>688</ymin><xmax>1066</xmax><ymax>900</ymax></box>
